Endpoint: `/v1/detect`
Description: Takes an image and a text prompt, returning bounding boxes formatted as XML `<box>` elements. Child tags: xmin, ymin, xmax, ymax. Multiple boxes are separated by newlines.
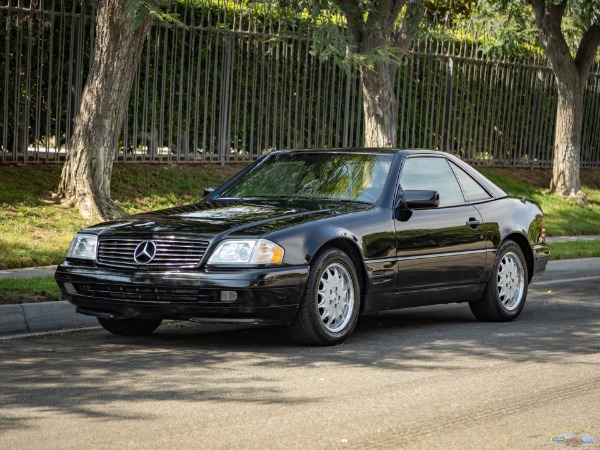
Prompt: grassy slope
<box><xmin>0</xmin><ymin>164</ymin><xmax>246</xmax><ymax>269</ymax></box>
<box><xmin>0</xmin><ymin>164</ymin><xmax>599</xmax><ymax>304</ymax></box>
<box><xmin>0</xmin><ymin>164</ymin><xmax>599</xmax><ymax>271</ymax></box>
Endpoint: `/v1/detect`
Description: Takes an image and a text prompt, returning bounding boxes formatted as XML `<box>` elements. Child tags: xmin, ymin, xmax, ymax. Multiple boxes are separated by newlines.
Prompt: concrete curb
<box><xmin>0</xmin><ymin>258</ymin><xmax>599</xmax><ymax>337</ymax></box>
<box><xmin>543</xmin><ymin>257</ymin><xmax>600</xmax><ymax>279</ymax></box>
<box><xmin>0</xmin><ymin>301</ymin><xmax>97</xmax><ymax>336</ymax></box>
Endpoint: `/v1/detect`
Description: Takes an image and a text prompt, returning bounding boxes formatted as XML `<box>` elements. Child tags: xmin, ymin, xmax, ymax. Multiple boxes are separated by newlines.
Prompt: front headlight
<box><xmin>207</xmin><ymin>239</ymin><xmax>284</xmax><ymax>265</ymax></box>
<box><xmin>66</xmin><ymin>234</ymin><xmax>98</xmax><ymax>260</ymax></box>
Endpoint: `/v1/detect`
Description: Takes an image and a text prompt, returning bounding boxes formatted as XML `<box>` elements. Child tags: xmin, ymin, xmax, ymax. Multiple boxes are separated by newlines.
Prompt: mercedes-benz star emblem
<box><xmin>134</xmin><ymin>241</ymin><xmax>157</xmax><ymax>264</ymax></box>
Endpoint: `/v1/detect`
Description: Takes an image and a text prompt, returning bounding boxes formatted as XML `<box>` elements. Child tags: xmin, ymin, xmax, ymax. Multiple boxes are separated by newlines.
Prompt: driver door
<box><xmin>394</xmin><ymin>156</ymin><xmax>487</xmax><ymax>300</ymax></box>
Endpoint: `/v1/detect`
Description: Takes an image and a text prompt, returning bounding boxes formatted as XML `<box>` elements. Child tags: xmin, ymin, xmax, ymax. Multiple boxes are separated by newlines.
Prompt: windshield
<box><xmin>218</xmin><ymin>152</ymin><xmax>394</xmax><ymax>204</ymax></box>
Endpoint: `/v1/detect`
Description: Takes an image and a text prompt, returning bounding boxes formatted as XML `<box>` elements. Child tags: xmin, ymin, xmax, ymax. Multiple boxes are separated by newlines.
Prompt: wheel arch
<box><xmin>501</xmin><ymin>233</ymin><xmax>534</xmax><ymax>282</ymax></box>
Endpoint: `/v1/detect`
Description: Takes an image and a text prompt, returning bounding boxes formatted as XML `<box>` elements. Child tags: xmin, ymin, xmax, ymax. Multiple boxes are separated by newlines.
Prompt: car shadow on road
<box><xmin>0</xmin><ymin>298</ymin><xmax>599</xmax><ymax>433</ymax></box>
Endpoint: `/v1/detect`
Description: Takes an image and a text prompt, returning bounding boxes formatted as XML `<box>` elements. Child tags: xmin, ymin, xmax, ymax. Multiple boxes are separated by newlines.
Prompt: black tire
<box><xmin>469</xmin><ymin>240</ymin><xmax>529</xmax><ymax>322</ymax></box>
<box><xmin>288</xmin><ymin>248</ymin><xmax>361</xmax><ymax>346</ymax></box>
<box><xmin>97</xmin><ymin>317</ymin><xmax>162</xmax><ymax>336</ymax></box>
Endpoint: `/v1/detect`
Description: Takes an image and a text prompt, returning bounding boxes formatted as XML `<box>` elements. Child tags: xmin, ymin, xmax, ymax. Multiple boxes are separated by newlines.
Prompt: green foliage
<box><xmin>570</xmin><ymin>0</ymin><xmax>600</xmax><ymax>25</ymax></box>
<box><xmin>124</xmin><ymin>0</ymin><xmax>185</xmax><ymax>30</ymax></box>
<box><xmin>478</xmin><ymin>0</ymin><xmax>600</xmax><ymax>57</ymax></box>
<box><xmin>444</xmin><ymin>1</ymin><xmax>539</xmax><ymax>58</ymax></box>
<box><xmin>424</xmin><ymin>0</ymin><xmax>477</xmax><ymax>25</ymax></box>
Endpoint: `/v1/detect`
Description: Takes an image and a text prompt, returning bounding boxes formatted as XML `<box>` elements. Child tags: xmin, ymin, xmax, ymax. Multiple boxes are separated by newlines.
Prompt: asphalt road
<box><xmin>1</xmin><ymin>273</ymin><xmax>599</xmax><ymax>449</ymax></box>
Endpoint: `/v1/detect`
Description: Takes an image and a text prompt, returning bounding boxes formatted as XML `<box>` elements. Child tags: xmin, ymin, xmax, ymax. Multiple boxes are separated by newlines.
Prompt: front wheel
<box><xmin>469</xmin><ymin>240</ymin><xmax>528</xmax><ymax>321</ymax></box>
<box><xmin>97</xmin><ymin>317</ymin><xmax>162</xmax><ymax>336</ymax></box>
<box><xmin>288</xmin><ymin>248</ymin><xmax>361</xmax><ymax>345</ymax></box>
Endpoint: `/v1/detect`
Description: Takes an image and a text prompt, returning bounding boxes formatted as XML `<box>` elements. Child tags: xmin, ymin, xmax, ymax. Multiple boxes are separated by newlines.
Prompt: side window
<box><xmin>399</xmin><ymin>157</ymin><xmax>465</xmax><ymax>206</ymax></box>
<box><xmin>450</xmin><ymin>162</ymin><xmax>492</xmax><ymax>202</ymax></box>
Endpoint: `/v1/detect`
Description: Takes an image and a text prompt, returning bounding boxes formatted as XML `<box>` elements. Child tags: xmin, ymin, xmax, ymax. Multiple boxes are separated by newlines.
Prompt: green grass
<box><xmin>0</xmin><ymin>164</ymin><xmax>599</xmax><ymax>272</ymax></box>
<box><xmin>0</xmin><ymin>276</ymin><xmax>61</xmax><ymax>304</ymax></box>
<box><xmin>0</xmin><ymin>164</ymin><xmax>246</xmax><ymax>269</ymax></box>
<box><xmin>548</xmin><ymin>240</ymin><xmax>600</xmax><ymax>261</ymax></box>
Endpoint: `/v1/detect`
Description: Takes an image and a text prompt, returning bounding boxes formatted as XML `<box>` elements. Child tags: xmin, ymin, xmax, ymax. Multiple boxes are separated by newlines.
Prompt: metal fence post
<box><xmin>218</xmin><ymin>33</ymin><xmax>233</xmax><ymax>164</ymax></box>
<box><xmin>529</xmin><ymin>69</ymin><xmax>544</xmax><ymax>162</ymax></box>
<box><xmin>442</xmin><ymin>56</ymin><xmax>454</xmax><ymax>152</ymax></box>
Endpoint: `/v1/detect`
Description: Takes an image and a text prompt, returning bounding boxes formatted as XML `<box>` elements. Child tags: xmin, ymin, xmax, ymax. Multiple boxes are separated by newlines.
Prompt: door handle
<box><xmin>466</xmin><ymin>217</ymin><xmax>481</xmax><ymax>228</ymax></box>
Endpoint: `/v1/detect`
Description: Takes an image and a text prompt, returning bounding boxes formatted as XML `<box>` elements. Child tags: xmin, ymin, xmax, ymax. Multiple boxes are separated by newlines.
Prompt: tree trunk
<box><xmin>59</xmin><ymin>1</ymin><xmax>154</xmax><ymax>221</ymax></box>
<box><xmin>529</xmin><ymin>1</ymin><xmax>600</xmax><ymax>205</ymax></box>
<box><xmin>551</xmin><ymin>78</ymin><xmax>587</xmax><ymax>204</ymax></box>
<box><xmin>361</xmin><ymin>61</ymin><xmax>398</xmax><ymax>147</ymax></box>
<box><xmin>337</xmin><ymin>0</ymin><xmax>421</xmax><ymax>149</ymax></box>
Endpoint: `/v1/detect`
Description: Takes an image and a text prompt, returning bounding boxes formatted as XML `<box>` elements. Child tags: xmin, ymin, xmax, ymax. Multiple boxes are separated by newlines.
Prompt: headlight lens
<box><xmin>66</xmin><ymin>234</ymin><xmax>98</xmax><ymax>260</ymax></box>
<box><xmin>207</xmin><ymin>239</ymin><xmax>284</xmax><ymax>265</ymax></box>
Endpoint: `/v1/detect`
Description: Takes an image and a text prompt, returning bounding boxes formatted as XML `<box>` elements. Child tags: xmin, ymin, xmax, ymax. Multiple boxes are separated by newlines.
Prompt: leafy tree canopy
<box><xmin>477</xmin><ymin>0</ymin><xmax>600</xmax><ymax>55</ymax></box>
<box><xmin>423</xmin><ymin>0</ymin><xmax>477</xmax><ymax>25</ymax></box>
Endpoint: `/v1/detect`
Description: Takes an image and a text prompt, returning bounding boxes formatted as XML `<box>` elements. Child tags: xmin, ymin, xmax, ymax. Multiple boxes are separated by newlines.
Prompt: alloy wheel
<box><xmin>496</xmin><ymin>251</ymin><xmax>525</xmax><ymax>311</ymax></box>
<box><xmin>317</xmin><ymin>262</ymin><xmax>355</xmax><ymax>333</ymax></box>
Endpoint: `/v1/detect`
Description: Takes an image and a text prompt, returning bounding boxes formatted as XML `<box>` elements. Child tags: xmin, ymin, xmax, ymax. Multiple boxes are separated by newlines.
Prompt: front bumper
<box><xmin>55</xmin><ymin>262</ymin><xmax>309</xmax><ymax>325</ymax></box>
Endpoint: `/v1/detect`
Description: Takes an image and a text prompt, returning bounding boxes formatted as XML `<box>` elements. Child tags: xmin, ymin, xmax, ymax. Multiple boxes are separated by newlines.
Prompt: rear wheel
<box><xmin>288</xmin><ymin>248</ymin><xmax>360</xmax><ymax>346</ymax></box>
<box><xmin>469</xmin><ymin>240</ymin><xmax>528</xmax><ymax>321</ymax></box>
<box><xmin>97</xmin><ymin>317</ymin><xmax>162</xmax><ymax>336</ymax></box>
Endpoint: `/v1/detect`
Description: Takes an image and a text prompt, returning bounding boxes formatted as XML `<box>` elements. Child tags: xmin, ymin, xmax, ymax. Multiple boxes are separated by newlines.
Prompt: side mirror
<box><xmin>203</xmin><ymin>187</ymin><xmax>216</xmax><ymax>198</ymax></box>
<box><xmin>401</xmin><ymin>190</ymin><xmax>440</xmax><ymax>209</ymax></box>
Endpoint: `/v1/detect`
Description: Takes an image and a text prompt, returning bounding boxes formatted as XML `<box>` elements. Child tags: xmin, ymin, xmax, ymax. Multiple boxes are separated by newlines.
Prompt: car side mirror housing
<box><xmin>203</xmin><ymin>187</ymin><xmax>216</xmax><ymax>198</ymax></box>
<box><xmin>399</xmin><ymin>190</ymin><xmax>440</xmax><ymax>209</ymax></box>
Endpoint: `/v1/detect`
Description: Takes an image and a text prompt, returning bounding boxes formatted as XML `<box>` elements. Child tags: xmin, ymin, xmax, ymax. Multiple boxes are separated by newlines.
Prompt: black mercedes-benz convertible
<box><xmin>55</xmin><ymin>149</ymin><xmax>549</xmax><ymax>345</ymax></box>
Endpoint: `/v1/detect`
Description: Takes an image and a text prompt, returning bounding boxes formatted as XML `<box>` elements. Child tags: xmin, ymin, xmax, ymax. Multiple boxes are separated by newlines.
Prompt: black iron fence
<box><xmin>2</xmin><ymin>1</ymin><xmax>600</xmax><ymax>166</ymax></box>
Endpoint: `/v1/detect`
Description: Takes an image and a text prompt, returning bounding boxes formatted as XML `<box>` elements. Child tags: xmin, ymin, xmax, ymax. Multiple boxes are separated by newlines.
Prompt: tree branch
<box><xmin>575</xmin><ymin>24</ymin><xmax>600</xmax><ymax>79</ymax></box>
<box><xmin>331</xmin><ymin>0</ymin><xmax>364</xmax><ymax>46</ymax></box>
<box><xmin>366</xmin><ymin>0</ymin><xmax>407</xmax><ymax>32</ymax></box>
<box><xmin>529</xmin><ymin>0</ymin><xmax>576</xmax><ymax>81</ymax></box>
<box><xmin>393</xmin><ymin>0</ymin><xmax>423</xmax><ymax>52</ymax></box>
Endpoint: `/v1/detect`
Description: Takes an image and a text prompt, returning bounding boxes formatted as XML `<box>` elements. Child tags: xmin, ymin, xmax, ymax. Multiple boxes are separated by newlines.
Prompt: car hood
<box><xmin>84</xmin><ymin>199</ymin><xmax>372</xmax><ymax>239</ymax></box>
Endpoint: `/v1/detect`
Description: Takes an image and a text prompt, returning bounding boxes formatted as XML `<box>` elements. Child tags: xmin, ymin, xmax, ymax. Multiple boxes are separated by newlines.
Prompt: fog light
<box><xmin>63</xmin><ymin>282</ymin><xmax>77</xmax><ymax>295</ymax></box>
<box><xmin>220</xmin><ymin>291</ymin><xmax>238</xmax><ymax>302</ymax></box>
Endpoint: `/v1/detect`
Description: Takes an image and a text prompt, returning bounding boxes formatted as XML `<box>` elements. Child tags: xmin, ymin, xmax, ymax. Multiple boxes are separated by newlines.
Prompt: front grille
<box><xmin>97</xmin><ymin>237</ymin><xmax>209</xmax><ymax>269</ymax></box>
<box><xmin>76</xmin><ymin>283</ymin><xmax>215</xmax><ymax>303</ymax></box>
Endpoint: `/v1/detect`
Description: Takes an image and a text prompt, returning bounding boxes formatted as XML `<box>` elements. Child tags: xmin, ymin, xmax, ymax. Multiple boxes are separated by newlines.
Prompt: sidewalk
<box><xmin>0</xmin><ymin>265</ymin><xmax>95</xmax><ymax>336</ymax></box>
<box><xmin>1</xmin><ymin>254</ymin><xmax>600</xmax><ymax>337</ymax></box>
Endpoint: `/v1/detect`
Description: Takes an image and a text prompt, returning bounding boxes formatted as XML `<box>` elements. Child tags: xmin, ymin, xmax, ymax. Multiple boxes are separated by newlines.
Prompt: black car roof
<box><xmin>271</xmin><ymin>147</ymin><xmax>422</xmax><ymax>155</ymax></box>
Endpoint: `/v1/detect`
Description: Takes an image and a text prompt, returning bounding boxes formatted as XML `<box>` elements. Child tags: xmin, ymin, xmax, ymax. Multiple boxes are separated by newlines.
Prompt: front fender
<box><xmin>265</xmin><ymin>207</ymin><xmax>396</xmax><ymax>266</ymax></box>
